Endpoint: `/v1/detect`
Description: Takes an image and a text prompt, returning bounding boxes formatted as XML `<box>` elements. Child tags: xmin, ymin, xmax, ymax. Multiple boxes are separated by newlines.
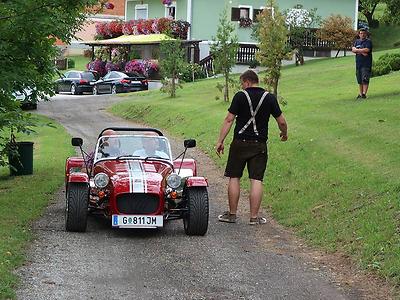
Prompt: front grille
<box><xmin>116</xmin><ymin>193</ymin><xmax>160</xmax><ymax>214</ymax></box>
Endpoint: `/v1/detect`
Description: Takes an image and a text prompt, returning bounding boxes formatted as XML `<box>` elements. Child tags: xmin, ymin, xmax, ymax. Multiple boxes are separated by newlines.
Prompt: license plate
<box><xmin>112</xmin><ymin>215</ymin><xmax>163</xmax><ymax>228</ymax></box>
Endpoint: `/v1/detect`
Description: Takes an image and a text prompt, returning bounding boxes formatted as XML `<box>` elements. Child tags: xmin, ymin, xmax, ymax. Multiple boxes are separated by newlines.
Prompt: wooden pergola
<box><xmin>84</xmin><ymin>34</ymin><xmax>201</xmax><ymax>64</ymax></box>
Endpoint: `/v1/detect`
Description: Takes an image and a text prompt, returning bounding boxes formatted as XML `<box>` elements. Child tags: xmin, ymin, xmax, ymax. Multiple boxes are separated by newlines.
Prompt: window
<box><xmin>135</xmin><ymin>4</ymin><xmax>148</xmax><ymax>20</ymax></box>
<box><xmin>231</xmin><ymin>6</ymin><xmax>252</xmax><ymax>21</ymax></box>
<box><xmin>253</xmin><ymin>7</ymin><xmax>274</xmax><ymax>22</ymax></box>
<box><xmin>165</xmin><ymin>1</ymin><xmax>176</xmax><ymax>19</ymax></box>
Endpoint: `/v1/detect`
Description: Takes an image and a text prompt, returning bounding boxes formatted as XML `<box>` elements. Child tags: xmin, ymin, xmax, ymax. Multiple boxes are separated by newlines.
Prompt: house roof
<box><xmin>84</xmin><ymin>33</ymin><xmax>176</xmax><ymax>46</ymax></box>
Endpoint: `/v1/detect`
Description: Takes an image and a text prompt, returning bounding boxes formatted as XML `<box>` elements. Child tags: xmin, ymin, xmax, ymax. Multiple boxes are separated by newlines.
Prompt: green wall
<box><xmin>126</xmin><ymin>0</ymin><xmax>357</xmax><ymax>43</ymax></box>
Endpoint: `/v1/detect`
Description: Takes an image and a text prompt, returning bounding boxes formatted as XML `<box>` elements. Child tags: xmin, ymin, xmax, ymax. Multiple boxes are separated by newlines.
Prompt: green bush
<box><xmin>67</xmin><ymin>58</ymin><xmax>75</xmax><ymax>69</ymax></box>
<box><xmin>372</xmin><ymin>53</ymin><xmax>400</xmax><ymax>77</ymax></box>
<box><xmin>179</xmin><ymin>63</ymin><xmax>206</xmax><ymax>82</ymax></box>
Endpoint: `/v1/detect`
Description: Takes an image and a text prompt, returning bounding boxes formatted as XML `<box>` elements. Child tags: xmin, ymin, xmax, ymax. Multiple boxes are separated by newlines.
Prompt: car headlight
<box><xmin>166</xmin><ymin>173</ymin><xmax>181</xmax><ymax>189</ymax></box>
<box><xmin>94</xmin><ymin>172</ymin><xmax>109</xmax><ymax>188</ymax></box>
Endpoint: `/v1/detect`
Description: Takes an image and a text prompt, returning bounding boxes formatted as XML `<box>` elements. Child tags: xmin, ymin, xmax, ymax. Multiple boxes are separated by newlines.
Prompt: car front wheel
<box><xmin>65</xmin><ymin>183</ymin><xmax>89</xmax><ymax>232</ymax></box>
<box><xmin>183</xmin><ymin>186</ymin><xmax>209</xmax><ymax>236</ymax></box>
<box><xmin>70</xmin><ymin>84</ymin><xmax>77</xmax><ymax>95</ymax></box>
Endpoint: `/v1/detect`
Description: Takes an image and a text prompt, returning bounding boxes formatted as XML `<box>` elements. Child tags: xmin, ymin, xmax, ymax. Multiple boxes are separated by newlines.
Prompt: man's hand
<box><xmin>215</xmin><ymin>142</ymin><xmax>224</xmax><ymax>157</ymax></box>
<box><xmin>280</xmin><ymin>132</ymin><xmax>288</xmax><ymax>141</ymax></box>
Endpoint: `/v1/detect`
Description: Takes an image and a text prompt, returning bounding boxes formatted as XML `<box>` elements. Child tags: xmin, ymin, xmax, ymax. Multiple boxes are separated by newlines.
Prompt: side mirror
<box><xmin>184</xmin><ymin>139</ymin><xmax>196</xmax><ymax>148</ymax></box>
<box><xmin>71</xmin><ymin>137</ymin><xmax>83</xmax><ymax>147</ymax></box>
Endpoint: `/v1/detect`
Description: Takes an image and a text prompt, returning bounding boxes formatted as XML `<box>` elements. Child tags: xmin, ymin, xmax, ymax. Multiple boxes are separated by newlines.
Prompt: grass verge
<box><xmin>110</xmin><ymin>52</ymin><xmax>400</xmax><ymax>286</ymax></box>
<box><xmin>0</xmin><ymin>115</ymin><xmax>73</xmax><ymax>299</ymax></box>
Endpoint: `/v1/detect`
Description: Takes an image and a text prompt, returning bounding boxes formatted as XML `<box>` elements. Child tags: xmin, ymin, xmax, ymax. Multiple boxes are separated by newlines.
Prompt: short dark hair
<box><xmin>240</xmin><ymin>70</ymin><xmax>259</xmax><ymax>84</ymax></box>
<box><xmin>359</xmin><ymin>28</ymin><xmax>368</xmax><ymax>33</ymax></box>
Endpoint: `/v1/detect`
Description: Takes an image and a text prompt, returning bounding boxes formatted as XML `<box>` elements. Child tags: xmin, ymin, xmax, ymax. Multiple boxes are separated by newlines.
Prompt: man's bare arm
<box><xmin>215</xmin><ymin>112</ymin><xmax>235</xmax><ymax>157</ymax></box>
<box><xmin>275</xmin><ymin>114</ymin><xmax>288</xmax><ymax>141</ymax></box>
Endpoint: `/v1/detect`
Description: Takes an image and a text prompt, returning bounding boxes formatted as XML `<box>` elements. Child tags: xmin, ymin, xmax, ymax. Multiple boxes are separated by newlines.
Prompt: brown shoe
<box><xmin>218</xmin><ymin>211</ymin><xmax>236</xmax><ymax>223</ymax></box>
<box><xmin>249</xmin><ymin>217</ymin><xmax>267</xmax><ymax>225</ymax></box>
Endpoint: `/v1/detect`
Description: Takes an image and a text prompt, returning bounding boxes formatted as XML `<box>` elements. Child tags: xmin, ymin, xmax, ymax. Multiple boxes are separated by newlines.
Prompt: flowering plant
<box><xmin>87</xmin><ymin>59</ymin><xmax>107</xmax><ymax>77</ymax></box>
<box><xmin>125</xmin><ymin>60</ymin><xmax>145</xmax><ymax>75</ymax></box>
<box><xmin>105</xmin><ymin>61</ymin><xmax>120</xmax><ymax>72</ymax></box>
<box><xmin>95</xmin><ymin>18</ymin><xmax>190</xmax><ymax>40</ymax></box>
<box><xmin>239</xmin><ymin>17</ymin><xmax>252</xmax><ymax>28</ymax></box>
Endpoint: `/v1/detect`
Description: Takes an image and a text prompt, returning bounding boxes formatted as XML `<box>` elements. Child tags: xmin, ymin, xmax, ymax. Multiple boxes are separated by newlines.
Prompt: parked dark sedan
<box><xmin>92</xmin><ymin>71</ymin><xmax>148</xmax><ymax>95</ymax></box>
<box><xmin>54</xmin><ymin>70</ymin><xmax>98</xmax><ymax>95</ymax></box>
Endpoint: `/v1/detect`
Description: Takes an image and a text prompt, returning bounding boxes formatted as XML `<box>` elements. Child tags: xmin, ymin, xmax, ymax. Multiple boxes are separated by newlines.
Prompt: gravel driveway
<box><xmin>15</xmin><ymin>94</ymin><xmax>370</xmax><ymax>299</ymax></box>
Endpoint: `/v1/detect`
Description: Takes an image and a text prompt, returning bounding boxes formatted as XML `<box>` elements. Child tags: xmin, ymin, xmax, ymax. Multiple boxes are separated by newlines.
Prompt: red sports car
<box><xmin>65</xmin><ymin>127</ymin><xmax>209</xmax><ymax>236</ymax></box>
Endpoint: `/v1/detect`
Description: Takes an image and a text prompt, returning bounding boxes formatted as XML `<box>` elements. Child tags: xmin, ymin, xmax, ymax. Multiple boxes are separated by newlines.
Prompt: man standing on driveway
<box><xmin>352</xmin><ymin>28</ymin><xmax>373</xmax><ymax>99</ymax></box>
<box><xmin>215</xmin><ymin>70</ymin><xmax>288</xmax><ymax>225</ymax></box>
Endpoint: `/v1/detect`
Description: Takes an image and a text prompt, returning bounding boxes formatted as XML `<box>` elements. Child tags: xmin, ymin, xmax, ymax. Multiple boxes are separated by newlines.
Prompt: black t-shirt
<box><xmin>228</xmin><ymin>87</ymin><xmax>282</xmax><ymax>142</ymax></box>
<box><xmin>354</xmin><ymin>38</ymin><xmax>373</xmax><ymax>68</ymax></box>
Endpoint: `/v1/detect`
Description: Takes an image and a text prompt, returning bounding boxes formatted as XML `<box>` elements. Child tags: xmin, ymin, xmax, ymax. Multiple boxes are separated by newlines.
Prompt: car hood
<box><xmin>93</xmin><ymin>160</ymin><xmax>172</xmax><ymax>194</ymax></box>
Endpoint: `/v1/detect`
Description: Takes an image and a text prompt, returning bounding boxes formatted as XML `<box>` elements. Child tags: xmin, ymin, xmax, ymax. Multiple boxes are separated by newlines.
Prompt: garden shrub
<box><xmin>67</xmin><ymin>58</ymin><xmax>75</xmax><ymax>69</ymax></box>
<box><xmin>179</xmin><ymin>63</ymin><xmax>206</xmax><ymax>82</ymax></box>
<box><xmin>372</xmin><ymin>53</ymin><xmax>400</xmax><ymax>77</ymax></box>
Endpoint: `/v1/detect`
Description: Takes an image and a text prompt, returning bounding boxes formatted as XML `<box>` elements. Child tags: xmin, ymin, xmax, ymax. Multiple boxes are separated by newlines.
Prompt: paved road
<box><xmin>16</xmin><ymin>93</ymin><xmax>361</xmax><ymax>299</ymax></box>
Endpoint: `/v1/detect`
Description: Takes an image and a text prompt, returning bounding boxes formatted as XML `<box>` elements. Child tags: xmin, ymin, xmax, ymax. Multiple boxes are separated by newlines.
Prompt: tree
<box><xmin>319</xmin><ymin>15</ymin><xmax>356</xmax><ymax>57</ymax></box>
<box><xmin>210</xmin><ymin>8</ymin><xmax>239</xmax><ymax>102</ymax></box>
<box><xmin>255</xmin><ymin>0</ymin><xmax>289</xmax><ymax>97</ymax></box>
<box><xmin>159</xmin><ymin>39</ymin><xmax>186</xmax><ymax>98</ymax></box>
<box><xmin>285</xmin><ymin>5</ymin><xmax>321</xmax><ymax>65</ymax></box>
<box><xmin>358</xmin><ymin>0</ymin><xmax>380</xmax><ymax>28</ymax></box>
<box><xmin>0</xmin><ymin>0</ymin><xmax>110</xmax><ymax>166</ymax></box>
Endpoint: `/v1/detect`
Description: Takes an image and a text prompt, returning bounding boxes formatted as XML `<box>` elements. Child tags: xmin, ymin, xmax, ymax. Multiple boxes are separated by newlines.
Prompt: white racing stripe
<box><xmin>127</xmin><ymin>161</ymin><xmax>147</xmax><ymax>193</ymax></box>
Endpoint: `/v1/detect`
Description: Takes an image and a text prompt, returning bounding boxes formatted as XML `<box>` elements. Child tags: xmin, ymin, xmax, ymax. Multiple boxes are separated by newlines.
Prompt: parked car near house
<box><xmin>65</xmin><ymin>127</ymin><xmax>209</xmax><ymax>236</ymax></box>
<box><xmin>92</xmin><ymin>71</ymin><xmax>148</xmax><ymax>95</ymax></box>
<box><xmin>54</xmin><ymin>70</ymin><xmax>98</xmax><ymax>95</ymax></box>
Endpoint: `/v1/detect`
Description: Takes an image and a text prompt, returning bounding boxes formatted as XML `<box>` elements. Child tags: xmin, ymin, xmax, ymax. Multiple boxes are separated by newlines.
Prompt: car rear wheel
<box><xmin>65</xmin><ymin>183</ymin><xmax>89</xmax><ymax>232</ymax></box>
<box><xmin>111</xmin><ymin>85</ymin><xmax>117</xmax><ymax>95</ymax></box>
<box><xmin>183</xmin><ymin>187</ymin><xmax>209</xmax><ymax>236</ymax></box>
<box><xmin>93</xmin><ymin>85</ymin><xmax>98</xmax><ymax>95</ymax></box>
<box><xmin>70</xmin><ymin>84</ymin><xmax>77</xmax><ymax>95</ymax></box>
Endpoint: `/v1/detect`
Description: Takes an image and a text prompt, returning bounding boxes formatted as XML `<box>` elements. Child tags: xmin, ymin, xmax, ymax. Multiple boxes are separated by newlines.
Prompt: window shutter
<box><xmin>253</xmin><ymin>9</ymin><xmax>262</xmax><ymax>22</ymax></box>
<box><xmin>231</xmin><ymin>7</ymin><xmax>240</xmax><ymax>21</ymax></box>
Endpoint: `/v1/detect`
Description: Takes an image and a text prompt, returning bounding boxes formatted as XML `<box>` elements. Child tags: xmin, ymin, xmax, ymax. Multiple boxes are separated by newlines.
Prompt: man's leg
<box><xmin>228</xmin><ymin>177</ymin><xmax>240</xmax><ymax>214</ymax></box>
<box><xmin>249</xmin><ymin>179</ymin><xmax>263</xmax><ymax>219</ymax></box>
<box><xmin>362</xmin><ymin>83</ymin><xmax>369</xmax><ymax>96</ymax></box>
<box><xmin>359</xmin><ymin>84</ymin><xmax>363</xmax><ymax>96</ymax></box>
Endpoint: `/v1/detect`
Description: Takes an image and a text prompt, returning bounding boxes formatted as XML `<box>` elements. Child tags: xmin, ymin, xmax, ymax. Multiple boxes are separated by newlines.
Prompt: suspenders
<box><xmin>238</xmin><ymin>90</ymin><xmax>269</xmax><ymax>136</ymax></box>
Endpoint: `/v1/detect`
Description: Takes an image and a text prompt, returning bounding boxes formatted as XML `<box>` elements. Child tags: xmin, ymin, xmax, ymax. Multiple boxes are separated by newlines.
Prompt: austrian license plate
<box><xmin>112</xmin><ymin>215</ymin><xmax>163</xmax><ymax>228</ymax></box>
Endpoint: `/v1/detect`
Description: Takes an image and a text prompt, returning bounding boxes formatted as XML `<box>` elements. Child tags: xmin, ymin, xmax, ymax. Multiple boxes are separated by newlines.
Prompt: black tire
<box><xmin>70</xmin><ymin>84</ymin><xmax>77</xmax><ymax>95</ymax></box>
<box><xmin>111</xmin><ymin>85</ymin><xmax>117</xmax><ymax>95</ymax></box>
<box><xmin>183</xmin><ymin>187</ymin><xmax>209</xmax><ymax>236</ymax></box>
<box><xmin>65</xmin><ymin>183</ymin><xmax>89</xmax><ymax>232</ymax></box>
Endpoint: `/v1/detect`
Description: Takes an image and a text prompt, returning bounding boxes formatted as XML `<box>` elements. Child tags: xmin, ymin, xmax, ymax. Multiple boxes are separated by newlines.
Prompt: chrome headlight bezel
<box><xmin>166</xmin><ymin>173</ymin><xmax>181</xmax><ymax>189</ymax></box>
<box><xmin>94</xmin><ymin>172</ymin><xmax>109</xmax><ymax>188</ymax></box>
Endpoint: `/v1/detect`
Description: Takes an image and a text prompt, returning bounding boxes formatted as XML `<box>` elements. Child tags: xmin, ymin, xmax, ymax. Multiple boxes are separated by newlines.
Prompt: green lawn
<box><xmin>110</xmin><ymin>51</ymin><xmax>400</xmax><ymax>286</ymax></box>
<box><xmin>0</xmin><ymin>116</ymin><xmax>74</xmax><ymax>299</ymax></box>
<box><xmin>66</xmin><ymin>55</ymin><xmax>90</xmax><ymax>71</ymax></box>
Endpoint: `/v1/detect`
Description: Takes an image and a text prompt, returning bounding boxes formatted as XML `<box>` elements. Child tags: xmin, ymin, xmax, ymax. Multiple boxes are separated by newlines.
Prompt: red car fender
<box><xmin>65</xmin><ymin>157</ymin><xmax>86</xmax><ymax>180</ymax></box>
<box><xmin>68</xmin><ymin>172</ymin><xmax>89</xmax><ymax>184</ymax></box>
<box><xmin>173</xmin><ymin>159</ymin><xmax>197</xmax><ymax>176</ymax></box>
<box><xmin>185</xmin><ymin>176</ymin><xmax>208</xmax><ymax>187</ymax></box>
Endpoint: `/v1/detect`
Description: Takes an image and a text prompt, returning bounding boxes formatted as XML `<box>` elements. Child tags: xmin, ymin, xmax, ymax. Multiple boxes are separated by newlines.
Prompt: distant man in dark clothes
<box><xmin>352</xmin><ymin>28</ymin><xmax>373</xmax><ymax>99</ymax></box>
<box><xmin>215</xmin><ymin>70</ymin><xmax>288</xmax><ymax>225</ymax></box>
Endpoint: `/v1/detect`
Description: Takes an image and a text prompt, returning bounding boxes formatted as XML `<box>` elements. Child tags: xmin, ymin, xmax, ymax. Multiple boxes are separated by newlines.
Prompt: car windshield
<box><xmin>94</xmin><ymin>135</ymin><xmax>172</xmax><ymax>162</ymax></box>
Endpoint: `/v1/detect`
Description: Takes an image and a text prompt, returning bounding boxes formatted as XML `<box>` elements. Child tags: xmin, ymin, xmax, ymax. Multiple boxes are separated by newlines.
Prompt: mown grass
<box><xmin>66</xmin><ymin>55</ymin><xmax>90</xmax><ymax>71</ymax></box>
<box><xmin>110</xmin><ymin>51</ymin><xmax>400</xmax><ymax>286</ymax></box>
<box><xmin>0</xmin><ymin>115</ymin><xmax>73</xmax><ymax>299</ymax></box>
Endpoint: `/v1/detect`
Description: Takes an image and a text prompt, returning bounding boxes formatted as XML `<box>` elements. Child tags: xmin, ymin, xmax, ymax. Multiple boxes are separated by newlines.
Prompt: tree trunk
<box><xmin>273</xmin><ymin>79</ymin><xmax>279</xmax><ymax>98</ymax></box>
<box><xmin>224</xmin><ymin>73</ymin><xmax>229</xmax><ymax>102</ymax></box>
<box><xmin>171</xmin><ymin>70</ymin><xmax>176</xmax><ymax>98</ymax></box>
